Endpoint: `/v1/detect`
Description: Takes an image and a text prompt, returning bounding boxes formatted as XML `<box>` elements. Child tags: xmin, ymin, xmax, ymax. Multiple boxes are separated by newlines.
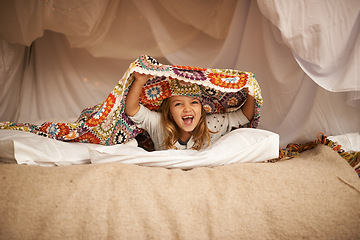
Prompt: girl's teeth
<box><xmin>182</xmin><ymin>116</ymin><xmax>194</xmax><ymax>125</ymax></box>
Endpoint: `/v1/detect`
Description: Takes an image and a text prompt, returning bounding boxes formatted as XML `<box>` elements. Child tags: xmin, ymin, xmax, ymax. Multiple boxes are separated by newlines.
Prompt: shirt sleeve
<box><xmin>128</xmin><ymin>104</ymin><xmax>165</xmax><ymax>150</ymax></box>
<box><xmin>128</xmin><ymin>104</ymin><xmax>161</xmax><ymax>135</ymax></box>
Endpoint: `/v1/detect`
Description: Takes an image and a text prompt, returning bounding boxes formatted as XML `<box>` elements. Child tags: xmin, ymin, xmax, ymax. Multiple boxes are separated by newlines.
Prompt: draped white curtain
<box><xmin>0</xmin><ymin>0</ymin><xmax>359</xmax><ymax>147</ymax></box>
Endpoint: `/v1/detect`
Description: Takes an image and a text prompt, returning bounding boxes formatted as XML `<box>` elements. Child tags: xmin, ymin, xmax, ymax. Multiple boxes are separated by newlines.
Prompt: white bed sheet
<box><xmin>1</xmin><ymin>129</ymin><xmax>359</xmax><ymax>169</ymax></box>
<box><xmin>0</xmin><ymin>128</ymin><xmax>279</xmax><ymax>168</ymax></box>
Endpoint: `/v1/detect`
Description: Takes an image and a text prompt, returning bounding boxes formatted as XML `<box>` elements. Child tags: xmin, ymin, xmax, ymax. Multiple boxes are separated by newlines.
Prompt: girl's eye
<box><xmin>174</xmin><ymin>103</ymin><xmax>182</xmax><ymax>106</ymax></box>
<box><xmin>192</xmin><ymin>101</ymin><xmax>199</xmax><ymax>104</ymax></box>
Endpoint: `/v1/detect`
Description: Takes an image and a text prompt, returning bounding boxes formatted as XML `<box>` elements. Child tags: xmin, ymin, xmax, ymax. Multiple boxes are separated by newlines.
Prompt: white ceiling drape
<box><xmin>0</xmin><ymin>0</ymin><xmax>359</xmax><ymax>147</ymax></box>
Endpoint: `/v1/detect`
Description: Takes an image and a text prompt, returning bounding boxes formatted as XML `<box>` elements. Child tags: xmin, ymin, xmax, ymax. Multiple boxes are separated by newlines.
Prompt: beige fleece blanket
<box><xmin>0</xmin><ymin>145</ymin><xmax>360</xmax><ymax>239</ymax></box>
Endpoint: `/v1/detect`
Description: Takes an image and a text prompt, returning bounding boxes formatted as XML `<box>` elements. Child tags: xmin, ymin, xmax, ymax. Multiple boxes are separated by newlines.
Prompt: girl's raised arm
<box><xmin>241</xmin><ymin>89</ymin><xmax>255</xmax><ymax>121</ymax></box>
<box><xmin>125</xmin><ymin>72</ymin><xmax>150</xmax><ymax>117</ymax></box>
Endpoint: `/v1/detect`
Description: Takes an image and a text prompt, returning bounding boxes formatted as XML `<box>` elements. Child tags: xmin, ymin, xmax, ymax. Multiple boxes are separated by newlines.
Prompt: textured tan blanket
<box><xmin>1</xmin><ymin>145</ymin><xmax>360</xmax><ymax>239</ymax></box>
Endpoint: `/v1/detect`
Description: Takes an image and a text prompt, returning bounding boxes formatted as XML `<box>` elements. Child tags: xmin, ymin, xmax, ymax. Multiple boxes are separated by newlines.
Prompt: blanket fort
<box><xmin>0</xmin><ymin>55</ymin><xmax>262</xmax><ymax>146</ymax></box>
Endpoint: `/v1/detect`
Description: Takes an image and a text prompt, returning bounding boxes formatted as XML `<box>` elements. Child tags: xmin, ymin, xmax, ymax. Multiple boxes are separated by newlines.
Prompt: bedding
<box><xmin>0</xmin><ymin>145</ymin><xmax>359</xmax><ymax>239</ymax></box>
<box><xmin>1</xmin><ymin>128</ymin><xmax>359</xmax><ymax>175</ymax></box>
<box><xmin>0</xmin><ymin>128</ymin><xmax>279</xmax><ymax>168</ymax></box>
<box><xmin>0</xmin><ymin>130</ymin><xmax>94</xmax><ymax>166</ymax></box>
<box><xmin>328</xmin><ymin>132</ymin><xmax>360</xmax><ymax>152</ymax></box>
<box><xmin>89</xmin><ymin>128</ymin><xmax>279</xmax><ymax>169</ymax></box>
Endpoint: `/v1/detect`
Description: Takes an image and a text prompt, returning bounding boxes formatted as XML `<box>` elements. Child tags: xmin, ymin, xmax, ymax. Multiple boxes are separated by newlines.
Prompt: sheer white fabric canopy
<box><xmin>0</xmin><ymin>0</ymin><xmax>359</xmax><ymax>147</ymax></box>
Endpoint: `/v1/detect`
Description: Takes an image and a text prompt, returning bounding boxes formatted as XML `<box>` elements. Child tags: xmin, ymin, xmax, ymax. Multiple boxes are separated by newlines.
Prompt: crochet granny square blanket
<box><xmin>0</xmin><ymin>55</ymin><xmax>263</xmax><ymax>146</ymax></box>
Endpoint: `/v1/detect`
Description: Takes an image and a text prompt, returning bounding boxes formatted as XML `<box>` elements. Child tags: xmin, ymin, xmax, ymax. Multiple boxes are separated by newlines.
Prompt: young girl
<box><xmin>125</xmin><ymin>72</ymin><xmax>256</xmax><ymax>151</ymax></box>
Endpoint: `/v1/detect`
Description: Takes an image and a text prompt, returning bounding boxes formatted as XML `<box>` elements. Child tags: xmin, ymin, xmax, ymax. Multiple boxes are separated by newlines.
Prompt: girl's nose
<box><xmin>183</xmin><ymin>104</ymin><xmax>191</xmax><ymax>111</ymax></box>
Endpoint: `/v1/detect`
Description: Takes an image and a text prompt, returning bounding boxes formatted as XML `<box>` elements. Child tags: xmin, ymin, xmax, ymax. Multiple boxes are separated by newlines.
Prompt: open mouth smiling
<box><xmin>182</xmin><ymin>115</ymin><xmax>194</xmax><ymax>125</ymax></box>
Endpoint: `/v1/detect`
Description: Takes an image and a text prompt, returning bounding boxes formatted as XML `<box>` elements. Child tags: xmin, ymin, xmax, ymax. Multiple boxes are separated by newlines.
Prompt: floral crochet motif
<box><xmin>0</xmin><ymin>55</ymin><xmax>262</xmax><ymax>146</ymax></box>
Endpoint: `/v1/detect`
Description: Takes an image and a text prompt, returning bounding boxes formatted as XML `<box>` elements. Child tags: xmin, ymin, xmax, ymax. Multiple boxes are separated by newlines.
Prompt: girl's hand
<box><xmin>133</xmin><ymin>71</ymin><xmax>151</xmax><ymax>84</ymax></box>
<box><xmin>244</xmin><ymin>86</ymin><xmax>254</xmax><ymax>96</ymax></box>
<box><xmin>125</xmin><ymin>72</ymin><xmax>151</xmax><ymax>117</ymax></box>
<box><xmin>242</xmin><ymin>87</ymin><xmax>255</xmax><ymax>121</ymax></box>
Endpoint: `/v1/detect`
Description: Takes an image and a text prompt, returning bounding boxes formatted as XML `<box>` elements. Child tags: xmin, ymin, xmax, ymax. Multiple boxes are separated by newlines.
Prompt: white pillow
<box><xmin>328</xmin><ymin>132</ymin><xmax>360</xmax><ymax>152</ymax></box>
<box><xmin>89</xmin><ymin>128</ymin><xmax>280</xmax><ymax>169</ymax></box>
<box><xmin>0</xmin><ymin>130</ymin><xmax>139</xmax><ymax>166</ymax></box>
<box><xmin>0</xmin><ymin>130</ymin><xmax>93</xmax><ymax>166</ymax></box>
<box><xmin>0</xmin><ymin>139</ymin><xmax>16</xmax><ymax>164</ymax></box>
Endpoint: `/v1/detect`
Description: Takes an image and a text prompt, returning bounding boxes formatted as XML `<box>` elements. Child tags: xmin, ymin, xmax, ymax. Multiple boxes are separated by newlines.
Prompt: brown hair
<box><xmin>160</xmin><ymin>97</ymin><xmax>212</xmax><ymax>150</ymax></box>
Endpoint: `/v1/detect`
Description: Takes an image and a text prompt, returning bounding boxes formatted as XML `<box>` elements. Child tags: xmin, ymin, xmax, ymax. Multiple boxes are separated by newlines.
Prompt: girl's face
<box><xmin>169</xmin><ymin>95</ymin><xmax>202</xmax><ymax>137</ymax></box>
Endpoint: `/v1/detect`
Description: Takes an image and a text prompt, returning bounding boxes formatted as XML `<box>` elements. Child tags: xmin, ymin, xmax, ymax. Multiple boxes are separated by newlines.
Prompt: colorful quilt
<box><xmin>0</xmin><ymin>55</ymin><xmax>262</xmax><ymax>146</ymax></box>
